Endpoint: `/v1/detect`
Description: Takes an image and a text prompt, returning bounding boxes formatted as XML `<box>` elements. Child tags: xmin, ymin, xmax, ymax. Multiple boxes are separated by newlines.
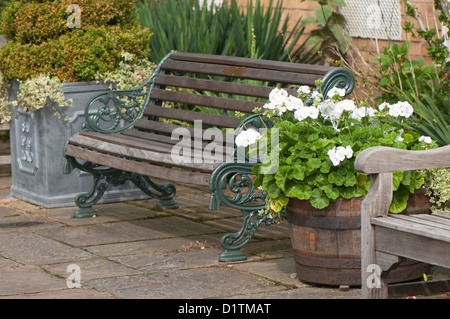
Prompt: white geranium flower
<box><xmin>419</xmin><ymin>135</ymin><xmax>432</xmax><ymax>144</ymax></box>
<box><xmin>297</xmin><ymin>85</ymin><xmax>311</xmax><ymax>95</ymax></box>
<box><xmin>319</xmin><ymin>101</ymin><xmax>342</xmax><ymax>122</ymax></box>
<box><xmin>337</xmin><ymin>99</ymin><xmax>357</xmax><ymax>112</ymax></box>
<box><xmin>311</xmin><ymin>90</ymin><xmax>322</xmax><ymax>102</ymax></box>
<box><xmin>235</xmin><ymin>129</ymin><xmax>261</xmax><ymax>147</ymax></box>
<box><xmin>285</xmin><ymin>95</ymin><xmax>304</xmax><ymax>111</ymax></box>
<box><xmin>378</xmin><ymin>102</ymin><xmax>389</xmax><ymax>111</ymax></box>
<box><xmin>327</xmin><ymin>145</ymin><xmax>353</xmax><ymax>166</ymax></box>
<box><xmin>268</xmin><ymin>88</ymin><xmax>288</xmax><ymax>106</ymax></box>
<box><xmin>327</xmin><ymin>87</ymin><xmax>345</xmax><ymax>99</ymax></box>
<box><xmin>388</xmin><ymin>101</ymin><xmax>414</xmax><ymax>118</ymax></box>
<box><xmin>350</xmin><ymin>107</ymin><xmax>377</xmax><ymax>121</ymax></box>
<box><xmin>294</xmin><ymin>106</ymin><xmax>319</xmax><ymax>121</ymax></box>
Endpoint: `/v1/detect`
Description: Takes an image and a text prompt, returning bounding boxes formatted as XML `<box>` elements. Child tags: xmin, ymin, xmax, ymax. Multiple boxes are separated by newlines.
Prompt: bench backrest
<box><xmin>133</xmin><ymin>52</ymin><xmax>354</xmax><ymax>143</ymax></box>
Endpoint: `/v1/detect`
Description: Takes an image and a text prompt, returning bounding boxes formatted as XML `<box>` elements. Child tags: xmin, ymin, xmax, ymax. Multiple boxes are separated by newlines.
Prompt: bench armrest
<box><xmin>82</xmin><ymin>52</ymin><xmax>174</xmax><ymax>134</ymax></box>
<box><xmin>355</xmin><ymin>145</ymin><xmax>450</xmax><ymax>174</ymax></box>
<box><xmin>82</xmin><ymin>87</ymin><xmax>151</xmax><ymax>133</ymax></box>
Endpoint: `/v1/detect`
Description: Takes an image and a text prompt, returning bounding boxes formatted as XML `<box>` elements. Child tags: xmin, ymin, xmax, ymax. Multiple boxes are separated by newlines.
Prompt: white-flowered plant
<box><xmin>235</xmin><ymin>128</ymin><xmax>261</xmax><ymax>148</ymax></box>
<box><xmin>236</xmin><ymin>80</ymin><xmax>437</xmax><ymax>222</ymax></box>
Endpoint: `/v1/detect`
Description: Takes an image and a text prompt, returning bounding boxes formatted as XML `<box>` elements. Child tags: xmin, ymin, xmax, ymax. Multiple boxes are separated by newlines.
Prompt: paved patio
<box><xmin>0</xmin><ymin>157</ymin><xmax>448</xmax><ymax>300</ymax></box>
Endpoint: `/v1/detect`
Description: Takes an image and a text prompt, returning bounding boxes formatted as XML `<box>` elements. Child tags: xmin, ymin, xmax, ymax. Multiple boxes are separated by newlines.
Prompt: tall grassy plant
<box><xmin>136</xmin><ymin>0</ymin><xmax>318</xmax><ymax>64</ymax></box>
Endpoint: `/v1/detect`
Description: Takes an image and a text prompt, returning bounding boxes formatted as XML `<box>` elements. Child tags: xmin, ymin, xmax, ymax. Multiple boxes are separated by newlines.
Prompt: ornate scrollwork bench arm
<box><xmin>208</xmin><ymin>113</ymin><xmax>280</xmax><ymax>261</ymax></box>
<box><xmin>63</xmin><ymin>53</ymin><xmax>179</xmax><ymax>218</ymax></box>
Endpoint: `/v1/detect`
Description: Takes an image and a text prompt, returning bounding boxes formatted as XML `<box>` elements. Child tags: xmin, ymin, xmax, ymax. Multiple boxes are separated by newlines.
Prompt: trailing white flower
<box><xmin>235</xmin><ymin>128</ymin><xmax>261</xmax><ymax>147</ymax></box>
<box><xmin>327</xmin><ymin>145</ymin><xmax>353</xmax><ymax>166</ymax></box>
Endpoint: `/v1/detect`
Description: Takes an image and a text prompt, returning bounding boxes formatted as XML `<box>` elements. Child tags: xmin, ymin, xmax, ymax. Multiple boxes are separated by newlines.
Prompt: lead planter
<box><xmin>8</xmin><ymin>81</ymin><xmax>149</xmax><ymax>208</ymax></box>
<box><xmin>286</xmin><ymin>190</ymin><xmax>431</xmax><ymax>286</ymax></box>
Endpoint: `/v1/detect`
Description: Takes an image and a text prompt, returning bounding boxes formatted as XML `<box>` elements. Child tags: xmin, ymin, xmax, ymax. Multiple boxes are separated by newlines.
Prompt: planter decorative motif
<box><xmin>286</xmin><ymin>190</ymin><xmax>431</xmax><ymax>286</ymax></box>
<box><xmin>8</xmin><ymin>81</ymin><xmax>149</xmax><ymax>208</ymax></box>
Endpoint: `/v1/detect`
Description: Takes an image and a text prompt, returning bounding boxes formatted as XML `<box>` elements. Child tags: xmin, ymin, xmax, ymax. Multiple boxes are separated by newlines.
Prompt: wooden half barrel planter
<box><xmin>286</xmin><ymin>190</ymin><xmax>431</xmax><ymax>286</ymax></box>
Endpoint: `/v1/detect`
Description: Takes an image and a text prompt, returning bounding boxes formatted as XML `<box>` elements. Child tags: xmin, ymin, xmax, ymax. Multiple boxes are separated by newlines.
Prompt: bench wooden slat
<box><xmin>160</xmin><ymin>59</ymin><xmax>323</xmax><ymax>86</ymax></box>
<box><xmin>69</xmin><ymin>133</ymin><xmax>226</xmax><ymax>170</ymax></box>
<box><xmin>371</xmin><ymin>215</ymin><xmax>450</xmax><ymax>242</ymax></box>
<box><xmin>387</xmin><ymin>213</ymin><xmax>450</xmax><ymax>231</ymax></box>
<box><xmin>134</xmin><ymin>119</ymin><xmax>235</xmax><ymax>142</ymax></box>
<box><xmin>154</xmin><ymin>74</ymin><xmax>298</xmax><ymax>98</ymax></box>
<box><xmin>65</xmin><ymin>144</ymin><xmax>212</xmax><ymax>186</ymax></box>
<box><xmin>77</xmin><ymin>131</ymin><xmax>232</xmax><ymax>161</ymax></box>
<box><xmin>375</xmin><ymin>226</ymin><xmax>450</xmax><ymax>268</ymax></box>
<box><xmin>143</xmin><ymin>105</ymin><xmax>241</xmax><ymax>128</ymax></box>
<box><xmin>170</xmin><ymin>52</ymin><xmax>332</xmax><ymax>75</ymax></box>
<box><xmin>413</xmin><ymin>213</ymin><xmax>450</xmax><ymax>227</ymax></box>
<box><xmin>150</xmin><ymin>88</ymin><xmax>262</xmax><ymax>113</ymax></box>
<box><xmin>120</xmin><ymin>129</ymin><xmax>236</xmax><ymax>156</ymax></box>
<box><xmin>433</xmin><ymin>211</ymin><xmax>450</xmax><ymax>219</ymax></box>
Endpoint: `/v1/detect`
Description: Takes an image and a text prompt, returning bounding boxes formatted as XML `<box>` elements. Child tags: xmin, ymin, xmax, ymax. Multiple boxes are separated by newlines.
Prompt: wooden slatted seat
<box><xmin>355</xmin><ymin>145</ymin><xmax>450</xmax><ymax>298</ymax></box>
<box><xmin>64</xmin><ymin>52</ymin><xmax>354</xmax><ymax>260</ymax></box>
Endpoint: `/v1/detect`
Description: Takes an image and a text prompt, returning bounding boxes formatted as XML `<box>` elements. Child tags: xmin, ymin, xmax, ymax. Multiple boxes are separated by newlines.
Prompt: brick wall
<box><xmin>229</xmin><ymin>0</ymin><xmax>443</xmax><ymax>65</ymax></box>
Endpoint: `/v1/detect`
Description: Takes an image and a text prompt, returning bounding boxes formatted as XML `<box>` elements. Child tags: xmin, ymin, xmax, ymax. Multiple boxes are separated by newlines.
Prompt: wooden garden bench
<box><xmin>63</xmin><ymin>51</ymin><xmax>354</xmax><ymax>261</ymax></box>
<box><xmin>355</xmin><ymin>145</ymin><xmax>450</xmax><ymax>298</ymax></box>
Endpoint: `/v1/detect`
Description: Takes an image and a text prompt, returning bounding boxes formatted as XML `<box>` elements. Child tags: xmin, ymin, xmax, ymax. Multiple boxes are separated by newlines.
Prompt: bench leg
<box><xmin>129</xmin><ymin>174</ymin><xmax>178</xmax><ymax>209</ymax></box>
<box><xmin>219</xmin><ymin>209</ymin><xmax>266</xmax><ymax>262</ymax></box>
<box><xmin>74</xmin><ymin>172</ymin><xmax>108</xmax><ymax>218</ymax></box>
<box><xmin>68</xmin><ymin>159</ymin><xmax>178</xmax><ymax>217</ymax></box>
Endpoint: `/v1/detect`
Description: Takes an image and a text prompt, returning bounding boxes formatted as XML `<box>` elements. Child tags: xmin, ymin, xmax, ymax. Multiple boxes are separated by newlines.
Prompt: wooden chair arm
<box><xmin>355</xmin><ymin>145</ymin><xmax>450</xmax><ymax>174</ymax></box>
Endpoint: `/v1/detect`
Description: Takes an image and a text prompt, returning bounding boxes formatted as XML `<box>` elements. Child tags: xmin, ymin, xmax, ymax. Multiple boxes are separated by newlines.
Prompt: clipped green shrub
<box><xmin>0</xmin><ymin>0</ymin><xmax>151</xmax><ymax>82</ymax></box>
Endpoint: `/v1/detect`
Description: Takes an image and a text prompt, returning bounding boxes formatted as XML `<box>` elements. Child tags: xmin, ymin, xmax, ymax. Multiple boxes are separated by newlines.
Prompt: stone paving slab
<box><xmin>0</xmin><ymin>232</ymin><xmax>93</xmax><ymax>265</ymax></box>
<box><xmin>0</xmin><ymin>257</ymin><xmax>67</xmax><ymax>296</ymax></box>
<box><xmin>85</xmin><ymin>267</ymin><xmax>286</xmax><ymax>299</ymax></box>
<box><xmin>110</xmin><ymin>247</ymin><xmax>226</xmax><ymax>273</ymax></box>
<box><xmin>84</xmin><ymin>234</ymin><xmax>222</xmax><ymax>257</ymax></box>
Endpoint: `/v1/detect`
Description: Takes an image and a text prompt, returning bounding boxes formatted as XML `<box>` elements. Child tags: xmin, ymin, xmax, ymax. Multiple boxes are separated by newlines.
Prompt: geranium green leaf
<box><xmin>390</xmin><ymin>187</ymin><xmax>409</xmax><ymax>213</ymax></box>
<box><xmin>306</xmin><ymin>158</ymin><xmax>322</xmax><ymax>172</ymax></box>
<box><xmin>344</xmin><ymin>173</ymin><xmax>357</xmax><ymax>187</ymax></box>
<box><xmin>291</xmin><ymin>165</ymin><xmax>306</xmax><ymax>180</ymax></box>
<box><xmin>285</xmin><ymin>184</ymin><xmax>312</xmax><ymax>200</ymax></box>
<box><xmin>328</xmin><ymin>171</ymin><xmax>345</xmax><ymax>186</ymax></box>
<box><xmin>320</xmin><ymin>161</ymin><xmax>331</xmax><ymax>173</ymax></box>
<box><xmin>267</xmin><ymin>181</ymin><xmax>281</xmax><ymax>198</ymax></box>
<box><xmin>275</xmin><ymin>165</ymin><xmax>290</xmax><ymax>189</ymax></box>
<box><xmin>310</xmin><ymin>188</ymin><xmax>330</xmax><ymax>209</ymax></box>
<box><xmin>392</xmin><ymin>171</ymin><xmax>403</xmax><ymax>191</ymax></box>
<box><xmin>320</xmin><ymin>184</ymin><xmax>340</xmax><ymax>200</ymax></box>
